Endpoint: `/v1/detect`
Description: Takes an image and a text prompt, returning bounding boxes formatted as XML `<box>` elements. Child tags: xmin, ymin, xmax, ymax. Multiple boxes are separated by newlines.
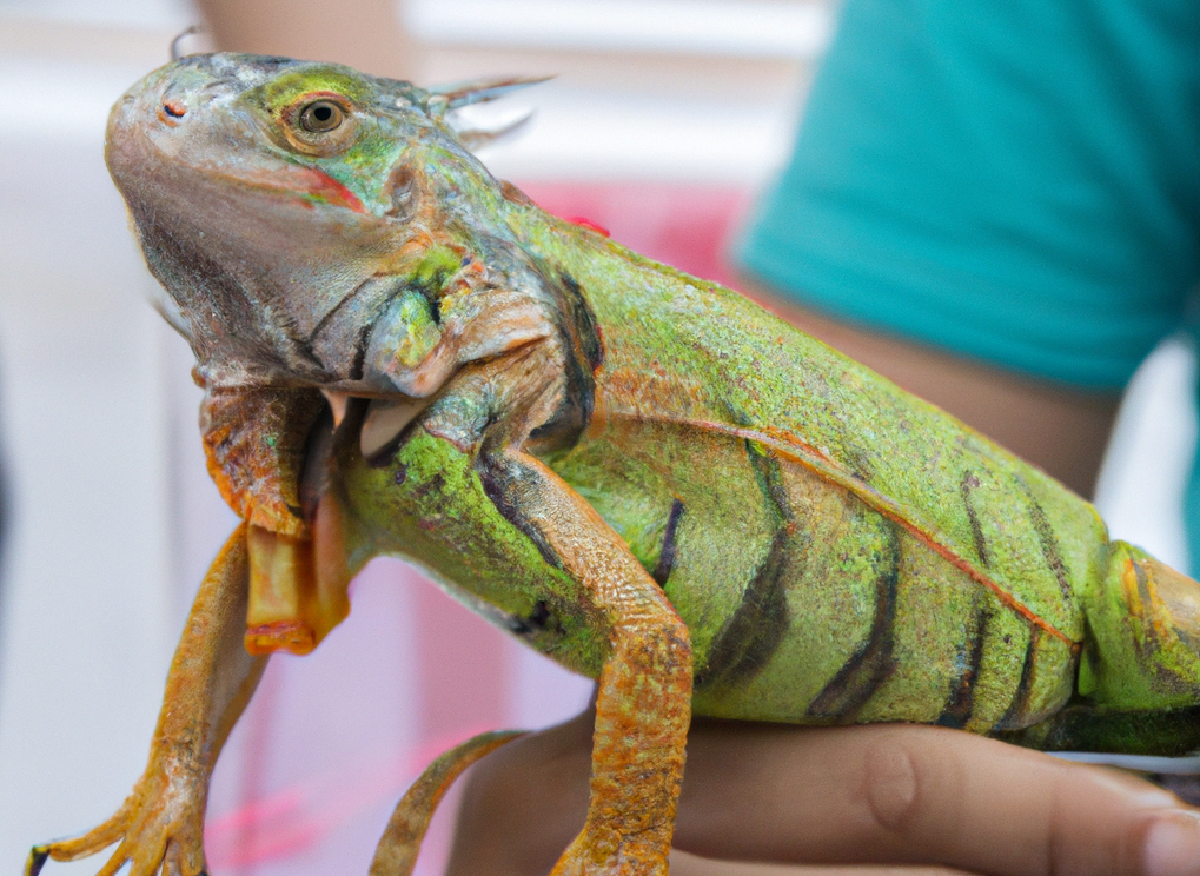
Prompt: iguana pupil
<box><xmin>299</xmin><ymin>100</ymin><xmax>342</xmax><ymax>133</ymax></box>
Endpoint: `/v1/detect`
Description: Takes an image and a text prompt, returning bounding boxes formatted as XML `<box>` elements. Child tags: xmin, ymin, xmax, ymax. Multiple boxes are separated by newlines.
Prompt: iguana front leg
<box><xmin>28</xmin><ymin>525</ymin><xmax>266</xmax><ymax>876</ymax></box>
<box><xmin>486</xmin><ymin>450</ymin><xmax>693</xmax><ymax>876</ymax></box>
<box><xmin>345</xmin><ymin>412</ymin><xmax>692</xmax><ymax>875</ymax></box>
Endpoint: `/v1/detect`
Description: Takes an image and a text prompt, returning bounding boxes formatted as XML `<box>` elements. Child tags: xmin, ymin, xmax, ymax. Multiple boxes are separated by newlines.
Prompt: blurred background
<box><xmin>0</xmin><ymin>1</ymin><xmax>1194</xmax><ymax>874</ymax></box>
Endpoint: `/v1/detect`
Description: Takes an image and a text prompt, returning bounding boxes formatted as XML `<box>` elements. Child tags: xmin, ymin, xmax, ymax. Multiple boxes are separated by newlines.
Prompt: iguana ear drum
<box><xmin>385</xmin><ymin>165</ymin><xmax>416</xmax><ymax>221</ymax></box>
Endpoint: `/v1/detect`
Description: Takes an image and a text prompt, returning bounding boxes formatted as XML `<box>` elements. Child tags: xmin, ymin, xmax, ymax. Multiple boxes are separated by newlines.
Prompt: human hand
<box><xmin>446</xmin><ymin>708</ymin><xmax>1200</xmax><ymax>876</ymax></box>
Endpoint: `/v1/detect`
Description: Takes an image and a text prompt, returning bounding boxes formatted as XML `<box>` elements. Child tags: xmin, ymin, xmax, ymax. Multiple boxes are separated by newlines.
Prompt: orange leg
<box><xmin>28</xmin><ymin>525</ymin><xmax>267</xmax><ymax>876</ymax></box>
<box><xmin>495</xmin><ymin>451</ymin><xmax>693</xmax><ymax>876</ymax></box>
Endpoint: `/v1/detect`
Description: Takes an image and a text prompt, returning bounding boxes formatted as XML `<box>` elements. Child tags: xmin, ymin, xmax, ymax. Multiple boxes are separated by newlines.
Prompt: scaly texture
<box><xmin>28</xmin><ymin>52</ymin><xmax>1200</xmax><ymax>876</ymax></box>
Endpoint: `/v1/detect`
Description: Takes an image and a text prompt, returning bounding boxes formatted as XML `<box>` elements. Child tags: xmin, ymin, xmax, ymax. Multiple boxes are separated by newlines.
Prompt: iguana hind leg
<box><xmin>369</xmin><ymin>730</ymin><xmax>525</xmax><ymax>876</ymax></box>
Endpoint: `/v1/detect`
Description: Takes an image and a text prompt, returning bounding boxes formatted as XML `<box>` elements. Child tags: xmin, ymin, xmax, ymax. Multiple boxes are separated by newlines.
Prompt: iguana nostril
<box><xmin>162</xmin><ymin>101</ymin><xmax>186</xmax><ymax>119</ymax></box>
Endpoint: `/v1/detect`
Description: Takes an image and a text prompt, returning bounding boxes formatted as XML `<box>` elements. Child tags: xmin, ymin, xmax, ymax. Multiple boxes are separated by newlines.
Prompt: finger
<box><xmin>673</xmin><ymin>721</ymin><xmax>1199</xmax><ymax>876</ymax></box>
<box><xmin>671</xmin><ymin>848</ymin><xmax>966</xmax><ymax>875</ymax></box>
<box><xmin>447</xmin><ymin>721</ymin><xmax>976</xmax><ymax>876</ymax></box>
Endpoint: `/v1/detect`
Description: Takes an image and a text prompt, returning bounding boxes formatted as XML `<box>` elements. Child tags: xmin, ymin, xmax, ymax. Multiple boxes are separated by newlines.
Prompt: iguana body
<box><xmin>27</xmin><ymin>54</ymin><xmax>1200</xmax><ymax>876</ymax></box>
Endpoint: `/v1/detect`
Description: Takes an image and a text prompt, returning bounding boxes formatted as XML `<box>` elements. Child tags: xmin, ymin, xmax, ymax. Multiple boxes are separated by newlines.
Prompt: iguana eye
<box><xmin>281</xmin><ymin>93</ymin><xmax>357</xmax><ymax>156</ymax></box>
<box><xmin>298</xmin><ymin>99</ymin><xmax>344</xmax><ymax>133</ymax></box>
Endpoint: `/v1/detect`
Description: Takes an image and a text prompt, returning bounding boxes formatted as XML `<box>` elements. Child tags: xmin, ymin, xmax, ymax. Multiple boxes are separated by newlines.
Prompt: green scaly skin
<box><xmin>27</xmin><ymin>53</ymin><xmax>1200</xmax><ymax>876</ymax></box>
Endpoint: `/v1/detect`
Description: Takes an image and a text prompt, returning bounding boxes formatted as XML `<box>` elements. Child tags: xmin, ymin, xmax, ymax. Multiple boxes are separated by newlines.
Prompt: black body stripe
<box><xmin>693</xmin><ymin>442</ymin><xmax>792</xmax><ymax>689</ymax></box>
<box><xmin>653</xmin><ymin>499</ymin><xmax>685</xmax><ymax>587</ymax></box>
<box><xmin>1020</xmin><ymin>480</ymin><xmax>1073</xmax><ymax>602</ymax></box>
<box><xmin>936</xmin><ymin>602</ymin><xmax>991</xmax><ymax>729</ymax></box>
<box><xmin>560</xmin><ymin>273</ymin><xmax>604</xmax><ymax>372</ymax></box>
<box><xmin>693</xmin><ymin>532</ymin><xmax>790</xmax><ymax>690</ymax></box>
<box><xmin>528</xmin><ymin>271</ymin><xmax>604</xmax><ymax>452</ymax></box>
<box><xmin>995</xmin><ymin>626</ymin><xmax>1041</xmax><ymax>730</ymax></box>
<box><xmin>806</xmin><ymin>521</ymin><xmax>901</xmax><ymax>721</ymax></box>
<box><xmin>960</xmin><ymin>471</ymin><xmax>990</xmax><ymax>568</ymax></box>
<box><xmin>477</xmin><ymin>458</ymin><xmax>563</xmax><ymax>570</ymax></box>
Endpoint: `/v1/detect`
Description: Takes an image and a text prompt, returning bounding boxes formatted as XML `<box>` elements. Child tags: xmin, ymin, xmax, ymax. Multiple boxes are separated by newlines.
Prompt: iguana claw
<box><xmin>25</xmin><ymin>773</ymin><xmax>209</xmax><ymax>876</ymax></box>
<box><xmin>26</xmin><ymin>797</ymin><xmax>130</xmax><ymax>876</ymax></box>
<box><xmin>25</xmin><ymin>845</ymin><xmax>49</xmax><ymax>876</ymax></box>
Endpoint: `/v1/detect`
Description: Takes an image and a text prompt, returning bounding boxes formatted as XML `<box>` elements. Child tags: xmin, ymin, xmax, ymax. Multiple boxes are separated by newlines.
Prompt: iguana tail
<box><xmin>1082</xmin><ymin>541</ymin><xmax>1200</xmax><ymax>712</ymax></box>
<box><xmin>368</xmin><ymin>730</ymin><xmax>525</xmax><ymax>876</ymax></box>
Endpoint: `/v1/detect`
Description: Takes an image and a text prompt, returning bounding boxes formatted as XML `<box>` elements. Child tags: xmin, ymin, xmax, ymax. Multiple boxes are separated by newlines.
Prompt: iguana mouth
<box><xmin>216</xmin><ymin>163</ymin><xmax>369</xmax><ymax>214</ymax></box>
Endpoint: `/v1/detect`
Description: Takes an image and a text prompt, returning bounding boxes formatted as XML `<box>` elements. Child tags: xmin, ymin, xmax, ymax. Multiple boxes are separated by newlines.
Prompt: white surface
<box><xmin>468</xmin><ymin>85</ymin><xmax>797</xmax><ymax>183</ymax></box>
<box><xmin>1093</xmin><ymin>335</ymin><xmax>1197</xmax><ymax>572</ymax></box>
<box><xmin>0</xmin><ymin>0</ymin><xmax>191</xmax><ymax>30</ymax></box>
<box><xmin>0</xmin><ymin>54</ymin><xmax>180</xmax><ymax>874</ymax></box>
<box><xmin>409</xmin><ymin>0</ymin><xmax>831</xmax><ymax>58</ymax></box>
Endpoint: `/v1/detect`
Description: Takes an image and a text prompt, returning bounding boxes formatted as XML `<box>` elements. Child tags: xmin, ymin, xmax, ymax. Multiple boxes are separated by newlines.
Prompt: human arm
<box><xmin>447</xmin><ymin>707</ymin><xmax>1200</xmax><ymax>876</ymax></box>
<box><xmin>195</xmin><ymin>0</ymin><xmax>420</xmax><ymax>81</ymax></box>
<box><xmin>737</xmin><ymin>282</ymin><xmax>1120</xmax><ymax>499</ymax></box>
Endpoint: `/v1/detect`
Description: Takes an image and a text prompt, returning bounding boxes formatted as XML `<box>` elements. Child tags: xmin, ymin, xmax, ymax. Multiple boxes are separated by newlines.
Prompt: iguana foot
<box><xmin>549</xmin><ymin>831</ymin><xmax>670</xmax><ymax>876</ymax></box>
<box><xmin>26</xmin><ymin>769</ymin><xmax>208</xmax><ymax>876</ymax></box>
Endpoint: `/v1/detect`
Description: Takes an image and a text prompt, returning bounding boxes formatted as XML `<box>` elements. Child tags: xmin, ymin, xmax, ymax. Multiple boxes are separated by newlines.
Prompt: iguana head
<box><xmin>107</xmin><ymin>53</ymin><xmax>548</xmax><ymax>397</ymax></box>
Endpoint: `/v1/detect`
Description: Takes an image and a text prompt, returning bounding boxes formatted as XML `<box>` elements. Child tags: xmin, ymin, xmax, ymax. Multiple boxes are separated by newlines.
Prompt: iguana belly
<box><xmin>545</xmin><ymin>418</ymin><xmax>1078</xmax><ymax>732</ymax></box>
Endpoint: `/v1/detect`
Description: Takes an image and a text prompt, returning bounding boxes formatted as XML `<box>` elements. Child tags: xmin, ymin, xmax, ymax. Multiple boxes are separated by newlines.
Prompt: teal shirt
<box><xmin>737</xmin><ymin>0</ymin><xmax>1200</xmax><ymax>557</ymax></box>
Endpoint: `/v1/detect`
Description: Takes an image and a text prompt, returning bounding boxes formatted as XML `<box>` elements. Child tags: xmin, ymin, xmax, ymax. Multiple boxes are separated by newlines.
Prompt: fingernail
<box><xmin>1145</xmin><ymin>811</ymin><xmax>1200</xmax><ymax>876</ymax></box>
<box><xmin>1085</xmin><ymin>770</ymin><xmax>1185</xmax><ymax>808</ymax></box>
<box><xmin>1137</xmin><ymin>790</ymin><xmax>1193</xmax><ymax>809</ymax></box>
